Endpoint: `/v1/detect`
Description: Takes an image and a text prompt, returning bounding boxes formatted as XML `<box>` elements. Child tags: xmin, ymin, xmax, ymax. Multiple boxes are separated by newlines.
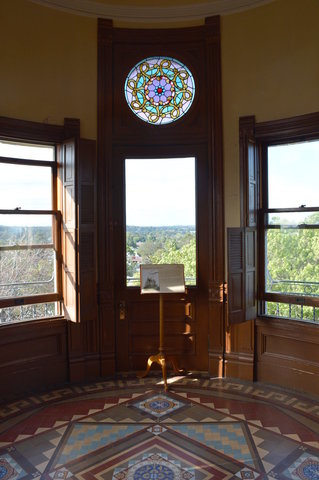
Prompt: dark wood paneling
<box><xmin>256</xmin><ymin>318</ymin><xmax>319</xmax><ymax>396</ymax></box>
<box><xmin>99</xmin><ymin>302</ymin><xmax>116</xmax><ymax>376</ymax></box>
<box><xmin>205</xmin><ymin>17</ymin><xmax>225</xmax><ymax>377</ymax></box>
<box><xmin>123</xmin><ymin>294</ymin><xmax>197</xmax><ymax>371</ymax></box>
<box><xmin>97</xmin><ymin>18</ymin><xmax>224</xmax><ymax>376</ymax></box>
<box><xmin>224</xmin><ymin>321</ymin><xmax>255</xmax><ymax>381</ymax></box>
<box><xmin>0</xmin><ymin>319</ymin><xmax>68</xmax><ymax>398</ymax></box>
<box><xmin>67</xmin><ymin>138</ymin><xmax>100</xmax><ymax>381</ymax></box>
<box><xmin>0</xmin><ymin>116</ymin><xmax>80</xmax><ymax>143</ymax></box>
<box><xmin>97</xmin><ymin>19</ymin><xmax>116</xmax><ymax>377</ymax></box>
<box><xmin>111</xmin><ymin>27</ymin><xmax>207</xmax><ymax>145</ymax></box>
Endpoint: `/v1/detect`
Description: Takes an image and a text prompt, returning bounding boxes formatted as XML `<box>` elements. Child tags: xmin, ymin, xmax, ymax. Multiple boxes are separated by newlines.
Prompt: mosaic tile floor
<box><xmin>0</xmin><ymin>376</ymin><xmax>319</xmax><ymax>480</ymax></box>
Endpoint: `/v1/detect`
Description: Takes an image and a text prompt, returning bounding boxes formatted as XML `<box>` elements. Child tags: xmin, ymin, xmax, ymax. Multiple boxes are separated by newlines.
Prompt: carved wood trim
<box><xmin>97</xmin><ymin>18</ymin><xmax>114</xmax><ymax>294</ymax></box>
<box><xmin>208</xmin><ymin>282</ymin><xmax>225</xmax><ymax>303</ymax></box>
<box><xmin>97</xmin><ymin>19</ymin><xmax>116</xmax><ymax>376</ymax></box>
<box><xmin>205</xmin><ymin>16</ymin><xmax>225</xmax><ymax>376</ymax></box>
<box><xmin>255</xmin><ymin>111</ymin><xmax>319</xmax><ymax>143</ymax></box>
<box><xmin>0</xmin><ymin>116</ymin><xmax>80</xmax><ymax>142</ymax></box>
<box><xmin>239</xmin><ymin>115</ymin><xmax>256</xmax><ymax>228</ymax></box>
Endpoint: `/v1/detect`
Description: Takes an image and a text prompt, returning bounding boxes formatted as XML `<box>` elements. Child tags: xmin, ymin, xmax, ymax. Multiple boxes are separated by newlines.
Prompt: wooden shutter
<box><xmin>58</xmin><ymin>138</ymin><xmax>97</xmax><ymax>323</ymax></box>
<box><xmin>59</xmin><ymin>139</ymin><xmax>78</xmax><ymax>322</ymax></box>
<box><xmin>78</xmin><ymin>139</ymin><xmax>97</xmax><ymax>323</ymax></box>
<box><xmin>239</xmin><ymin>116</ymin><xmax>259</xmax><ymax>228</ymax></box>
<box><xmin>226</xmin><ymin>116</ymin><xmax>259</xmax><ymax>326</ymax></box>
<box><xmin>227</xmin><ymin>227</ymin><xmax>257</xmax><ymax>325</ymax></box>
<box><xmin>247</xmin><ymin>138</ymin><xmax>258</xmax><ymax>227</ymax></box>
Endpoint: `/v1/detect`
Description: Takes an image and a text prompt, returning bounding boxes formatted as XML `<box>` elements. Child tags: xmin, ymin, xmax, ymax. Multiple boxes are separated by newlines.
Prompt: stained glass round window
<box><xmin>124</xmin><ymin>56</ymin><xmax>195</xmax><ymax>125</ymax></box>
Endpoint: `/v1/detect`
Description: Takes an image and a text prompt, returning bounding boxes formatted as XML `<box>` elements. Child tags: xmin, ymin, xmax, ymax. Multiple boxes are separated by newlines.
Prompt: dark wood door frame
<box><xmin>97</xmin><ymin>18</ymin><xmax>225</xmax><ymax>377</ymax></box>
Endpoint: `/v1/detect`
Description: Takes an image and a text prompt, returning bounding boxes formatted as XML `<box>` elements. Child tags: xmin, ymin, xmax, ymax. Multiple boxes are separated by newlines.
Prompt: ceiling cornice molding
<box><xmin>30</xmin><ymin>0</ymin><xmax>275</xmax><ymax>23</ymax></box>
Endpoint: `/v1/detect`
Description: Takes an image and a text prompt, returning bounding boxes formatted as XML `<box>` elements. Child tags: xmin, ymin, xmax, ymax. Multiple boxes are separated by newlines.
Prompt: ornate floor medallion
<box><xmin>112</xmin><ymin>452</ymin><xmax>195</xmax><ymax>480</ymax></box>
<box><xmin>0</xmin><ymin>377</ymin><xmax>319</xmax><ymax>480</ymax></box>
<box><xmin>133</xmin><ymin>394</ymin><xmax>186</xmax><ymax>418</ymax></box>
<box><xmin>0</xmin><ymin>458</ymin><xmax>17</xmax><ymax>480</ymax></box>
<box><xmin>274</xmin><ymin>450</ymin><xmax>319</xmax><ymax>480</ymax></box>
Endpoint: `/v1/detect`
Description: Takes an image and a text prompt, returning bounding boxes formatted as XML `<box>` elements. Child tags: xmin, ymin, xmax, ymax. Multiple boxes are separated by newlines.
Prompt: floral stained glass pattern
<box><xmin>124</xmin><ymin>56</ymin><xmax>195</xmax><ymax>125</ymax></box>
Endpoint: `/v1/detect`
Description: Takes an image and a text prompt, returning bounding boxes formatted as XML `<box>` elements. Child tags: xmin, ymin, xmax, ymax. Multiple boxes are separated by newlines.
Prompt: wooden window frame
<box><xmin>0</xmin><ymin>116</ymin><xmax>80</xmax><ymax>322</ymax></box>
<box><xmin>256</xmin><ymin>112</ymin><xmax>319</xmax><ymax>315</ymax></box>
<box><xmin>229</xmin><ymin>112</ymin><xmax>319</xmax><ymax>326</ymax></box>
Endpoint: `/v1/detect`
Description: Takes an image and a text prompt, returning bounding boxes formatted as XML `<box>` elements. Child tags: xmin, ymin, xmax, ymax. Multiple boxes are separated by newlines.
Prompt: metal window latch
<box><xmin>119</xmin><ymin>301</ymin><xmax>126</xmax><ymax>320</ymax></box>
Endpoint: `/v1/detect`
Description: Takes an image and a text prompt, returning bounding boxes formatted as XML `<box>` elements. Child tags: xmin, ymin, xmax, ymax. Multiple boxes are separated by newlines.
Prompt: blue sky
<box><xmin>1</xmin><ymin>139</ymin><xmax>318</xmax><ymax>228</ymax></box>
<box><xmin>0</xmin><ymin>141</ymin><xmax>53</xmax><ymax>226</ymax></box>
<box><xmin>268</xmin><ymin>140</ymin><xmax>319</xmax><ymax>209</ymax></box>
<box><xmin>125</xmin><ymin>157</ymin><xmax>196</xmax><ymax>227</ymax></box>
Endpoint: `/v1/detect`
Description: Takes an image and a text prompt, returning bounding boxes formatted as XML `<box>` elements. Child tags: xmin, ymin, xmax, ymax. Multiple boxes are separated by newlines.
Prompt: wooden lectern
<box><xmin>138</xmin><ymin>264</ymin><xmax>185</xmax><ymax>390</ymax></box>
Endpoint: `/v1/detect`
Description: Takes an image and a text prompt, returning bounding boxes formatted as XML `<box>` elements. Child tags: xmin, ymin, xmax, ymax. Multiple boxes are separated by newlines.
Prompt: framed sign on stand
<box><xmin>139</xmin><ymin>264</ymin><xmax>186</xmax><ymax>390</ymax></box>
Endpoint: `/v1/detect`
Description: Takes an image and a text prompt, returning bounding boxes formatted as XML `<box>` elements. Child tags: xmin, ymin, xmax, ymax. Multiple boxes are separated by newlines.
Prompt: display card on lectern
<box><xmin>140</xmin><ymin>264</ymin><xmax>185</xmax><ymax>294</ymax></box>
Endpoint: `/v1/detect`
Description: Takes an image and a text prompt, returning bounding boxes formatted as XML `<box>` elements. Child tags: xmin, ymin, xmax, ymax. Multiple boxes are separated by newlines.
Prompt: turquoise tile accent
<box><xmin>169</xmin><ymin>423</ymin><xmax>254</xmax><ymax>466</ymax></box>
<box><xmin>56</xmin><ymin>424</ymin><xmax>146</xmax><ymax>466</ymax></box>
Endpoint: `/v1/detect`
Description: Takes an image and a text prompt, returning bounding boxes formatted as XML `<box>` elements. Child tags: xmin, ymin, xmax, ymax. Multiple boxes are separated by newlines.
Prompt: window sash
<box><xmin>0</xmin><ymin>139</ymin><xmax>62</xmax><ymax>316</ymax></box>
<box><xmin>0</xmin><ymin>210</ymin><xmax>62</xmax><ymax>309</ymax></box>
<box><xmin>261</xmin><ymin>206</ymin><xmax>319</xmax><ymax>308</ymax></box>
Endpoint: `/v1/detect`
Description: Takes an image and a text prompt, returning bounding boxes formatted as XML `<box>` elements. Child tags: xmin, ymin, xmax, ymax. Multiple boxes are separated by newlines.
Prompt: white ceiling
<box><xmin>30</xmin><ymin>0</ymin><xmax>275</xmax><ymax>24</ymax></box>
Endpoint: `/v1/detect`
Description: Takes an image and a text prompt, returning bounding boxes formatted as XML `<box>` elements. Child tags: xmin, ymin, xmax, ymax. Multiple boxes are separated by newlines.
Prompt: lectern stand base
<box><xmin>138</xmin><ymin>352</ymin><xmax>185</xmax><ymax>391</ymax></box>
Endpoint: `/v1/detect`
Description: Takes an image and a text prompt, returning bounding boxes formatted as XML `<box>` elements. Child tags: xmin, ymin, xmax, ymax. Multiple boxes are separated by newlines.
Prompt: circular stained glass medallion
<box><xmin>124</xmin><ymin>56</ymin><xmax>195</xmax><ymax>125</ymax></box>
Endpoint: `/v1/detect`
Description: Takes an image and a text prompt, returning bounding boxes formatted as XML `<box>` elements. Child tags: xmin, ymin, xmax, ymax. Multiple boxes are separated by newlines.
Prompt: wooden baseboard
<box><xmin>224</xmin><ymin>352</ymin><xmax>254</xmax><ymax>381</ymax></box>
<box><xmin>257</xmin><ymin>362</ymin><xmax>319</xmax><ymax>397</ymax></box>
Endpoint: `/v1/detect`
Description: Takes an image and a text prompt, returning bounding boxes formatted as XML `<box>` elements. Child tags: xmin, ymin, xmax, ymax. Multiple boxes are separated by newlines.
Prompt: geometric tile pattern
<box><xmin>112</xmin><ymin>452</ymin><xmax>195</xmax><ymax>480</ymax></box>
<box><xmin>0</xmin><ymin>376</ymin><xmax>318</xmax><ymax>480</ymax></box>
<box><xmin>285</xmin><ymin>453</ymin><xmax>319</xmax><ymax>480</ymax></box>
<box><xmin>269</xmin><ymin>447</ymin><xmax>319</xmax><ymax>480</ymax></box>
<box><xmin>132</xmin><ymin>393</ymin><xmax>186</xmax><ymax>418</ymax></box>
<box><xmin>170</xmin><ymin>422</ymin><xmax>256</xmax><ymax>467</ymax></box>
<box><xmin>53</xmin><ymin>423</ymin><xmax>146</xmax><ymax>467</ymax></box>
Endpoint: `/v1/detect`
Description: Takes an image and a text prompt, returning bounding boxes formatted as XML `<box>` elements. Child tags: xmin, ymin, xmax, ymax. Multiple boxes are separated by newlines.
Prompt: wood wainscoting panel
<box><xmin>224</xmin><ymin>320</ymin><xmax>255</xmax><ymax>381</ymax></box>
<box><xmin>126</xmin><ymin>296</ymin><xmax>196</xmax><ymax>372</ymax></box>
<box><xmin>256</xmin><ymin>318</ymin><xmax>319</xmax><ymax>396</ymax></box>
<box><xmin>0</xmin><ymin>319</ymin><xmax>68</xmax><ymax>398</ymax></box>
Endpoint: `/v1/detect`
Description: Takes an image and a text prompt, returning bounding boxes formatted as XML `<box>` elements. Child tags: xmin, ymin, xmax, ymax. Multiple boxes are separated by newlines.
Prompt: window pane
<box><xmin>0</xmin><ymin>163</ymin><xmax>52</xmax><ymax>210</ymax></box>
<box><xmin>125</xmin><ymin>157</ymin><xmax>196</xmax><ymax>287</ymax></box>
<box><xmin>0</xmin><ymin>302</ymin><xmax>59</xmax><ymax>325</ymax></box>
<box><xmin>268</xmin><ymin>140</ymin><xmax>319</xmax><ymax>209</ymax></box>
<box><xmin>267</xmin><ymin>211</ymin><xmax>319</xmax><ymax>226</ymax></box>
<box><xmin>0</xmin><ymin>140</ymin><xmax>54</xmax><ymax>161</ymax></box>
<box><xmin>265</xmin><ymin>226</ymin><xmax>319</xmax><ymax>297</ymax></box>
<box><xmin>0</xmin><ymin>214</ymin><xmax>56</xmax><ymax>298</ymax></box>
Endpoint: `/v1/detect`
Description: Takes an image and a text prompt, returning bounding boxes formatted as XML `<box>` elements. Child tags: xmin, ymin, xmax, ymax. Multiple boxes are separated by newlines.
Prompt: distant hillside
<box><xmin>0</xmin><ymin>225</ymin><xmax>52</xmax><ymax>245</ymax></box>
<box><xmin>126</xmin><ymin>225</ymin><xmax>196</xmax><ymax>285</ymax></box>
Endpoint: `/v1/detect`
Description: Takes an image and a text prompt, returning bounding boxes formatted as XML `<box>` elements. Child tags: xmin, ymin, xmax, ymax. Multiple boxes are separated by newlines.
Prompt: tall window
<box><xmin>262</xmin><ymin>139</ymin><xmax>319</xmax><ymax>323</ymax></box>
<box><xmin>0</xmin><ymin>140</ymin><xmax>62</xmax><ymax>324</ymax></box>
<box><xmin>125</xmin><ymin>157</ymin><xmax>196</xmax><ymax>287</ymax></box>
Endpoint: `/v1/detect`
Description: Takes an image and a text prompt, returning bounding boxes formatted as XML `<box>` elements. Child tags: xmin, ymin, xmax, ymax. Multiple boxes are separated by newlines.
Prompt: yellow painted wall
<box><xmin>0</xmin><ymin>0</ymin><xmax>97</xmax><ymax>139</ymax></box>
<box><xmin>1</xmin><ymin>0</ymin><xmax>318</xmax><ymax>212</ymax></box>
<box><xmin>221</xmin><ymin>0</ymin><xmax>319</xmax><ymax>227</ymax></box>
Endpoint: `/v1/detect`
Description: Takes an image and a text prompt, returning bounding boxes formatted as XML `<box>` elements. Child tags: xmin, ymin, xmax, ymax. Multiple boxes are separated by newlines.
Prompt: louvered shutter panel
<box><xmin>60</xmin><ymin>139</ymin><xmax>78</xmax><ymax>322</ymax></box>
<box><xmin>247</xmin><ymin>139</ymin><xmax>258</xmax><ymax>227</ymax></box>
<box><xmin>78</xmin><ymin>139</ymin><xmax>97</xmax><ymax>323</ymax></box>
<box><xmin>228</xmin><ymin>228</ymin><xmax>245</xmax><ymax>325</ymax></box>
<box><xmin>227</xmin><ymin>227</ymin><xmax>257</xmax><ymax>325</ymax></box>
